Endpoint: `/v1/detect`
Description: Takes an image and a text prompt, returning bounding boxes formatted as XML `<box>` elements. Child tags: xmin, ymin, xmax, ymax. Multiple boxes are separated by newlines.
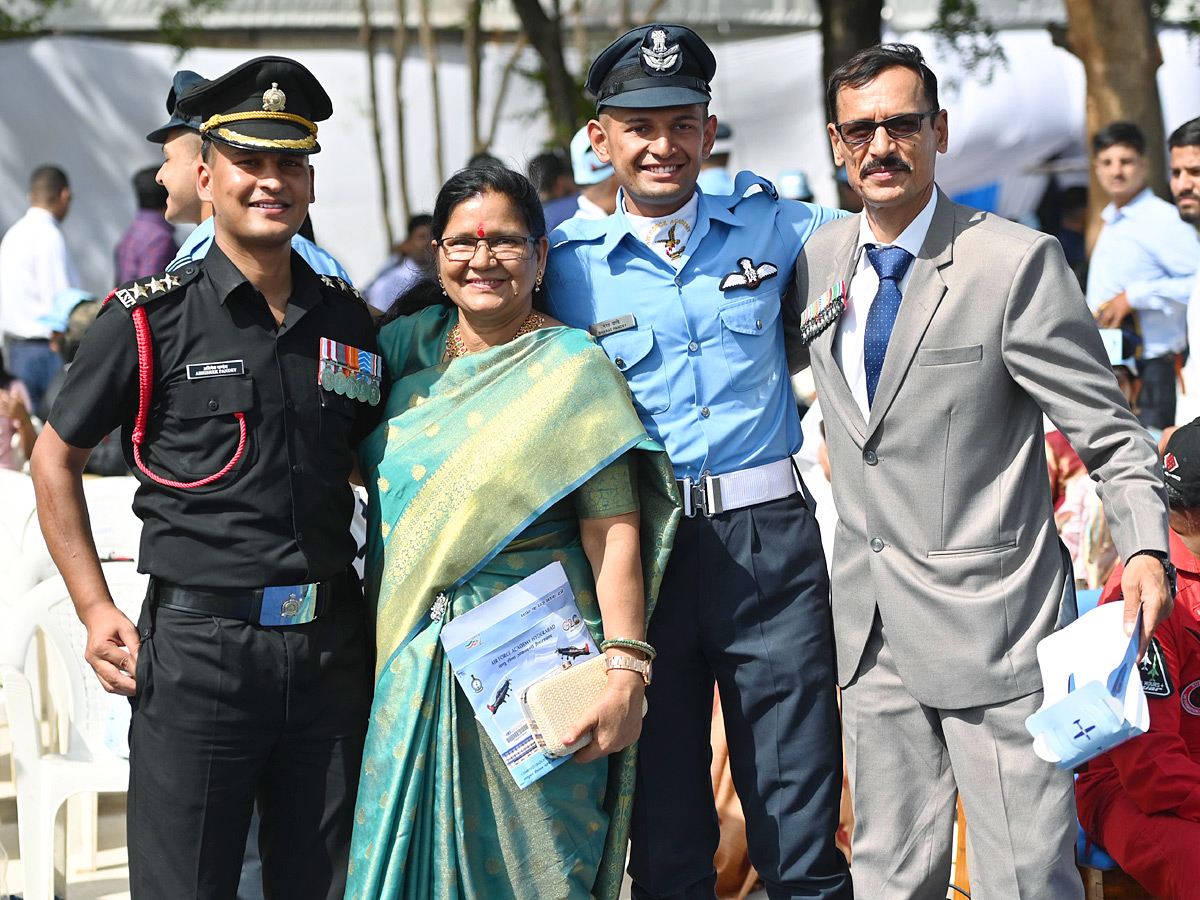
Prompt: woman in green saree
<box><xmin>345</xmin><ymin>164</ymin><xmax>678</xmax><ymax>900</ymax></box>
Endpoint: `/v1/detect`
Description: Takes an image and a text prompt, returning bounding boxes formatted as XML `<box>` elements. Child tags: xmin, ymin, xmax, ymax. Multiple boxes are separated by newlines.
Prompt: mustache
<box><xmin>860</xmin><ymin>157</ymin><xmax>912</xmax><ymax>178</ymax></box>
<box><xmin>1175</xmin><ymin>190</ymin><xmax>1199</xmax><ymax>201</ymax></box>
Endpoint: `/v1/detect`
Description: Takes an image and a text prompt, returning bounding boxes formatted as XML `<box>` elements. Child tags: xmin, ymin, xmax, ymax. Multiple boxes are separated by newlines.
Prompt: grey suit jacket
<box><xmin>787</xmin><ymin>190</ymin><xmax>1168</xmax><ymax>709</ymax></box>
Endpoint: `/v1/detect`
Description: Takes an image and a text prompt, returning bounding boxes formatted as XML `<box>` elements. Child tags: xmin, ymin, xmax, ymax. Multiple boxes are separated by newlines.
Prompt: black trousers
<box><xmin>127</xmin><ymin>579</ymin><xmax>371</xmax><ymax>900</ymax></box>
<box><xmin>1137</xmin><ymin>353</ymin><xmax>1178</xmax><ymax>431</ymax></box>
<box><xmin>628</xmin><ymin>493</ymin><xmax>853</xmax><ymax>900</ymax></box>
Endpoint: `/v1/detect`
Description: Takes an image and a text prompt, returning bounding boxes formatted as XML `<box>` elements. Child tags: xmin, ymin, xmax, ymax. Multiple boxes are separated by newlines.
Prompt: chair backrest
<box><xmin>25</xmin><ymin>562</ymin><xmax>148</xmax><ymax>760</ymax></box>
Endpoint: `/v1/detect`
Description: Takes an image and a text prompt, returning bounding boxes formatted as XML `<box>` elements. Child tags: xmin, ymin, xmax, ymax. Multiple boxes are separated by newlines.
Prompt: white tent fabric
<box><xmin>1</xmin><ymin>29</ymin><xmax>1197</xmax><ymax>294</ymax></box>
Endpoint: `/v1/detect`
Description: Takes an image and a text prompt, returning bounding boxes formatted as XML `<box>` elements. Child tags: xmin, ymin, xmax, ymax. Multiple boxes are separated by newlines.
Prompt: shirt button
<box><xmin>870</xmin><ymin>537</ymin><xmax>885</xmax><ymax>552</ymax></box>
<box><xmin>296</xmin><ymin>531</ymin><xmax>304</xmax><ymax>542</ymax></box>
<box><xmin>292</xmin><ymin>464</ymin><xmax>302</xmax><ymax>475</ymax></box>
<box><xmin>207</xmin><ymin>399</ymin><xmax>219</xmax><ymax>411</ymax></box>
<box><xmin>674</xmin><ymin>276</ymin><xmax>683</xmax><ymax>287</ymax></box>
<box><xmin>614</xmin><ymin>357</ymin><xmax>626</xmax><ymax>369</ymax></box>
<box><xmin>285</xmin><ymin>399</ymin><xmax>294</xmax><ymax>410</ymax></box>
<box><xmin>701</xmin><ymin>407</ymin><xmax>710</xmax><ymax>418</ymax></box>
<box><xmin>688</xmin><ymin>341</ymin><xmax>699</xmax><ymax>352</ymax></box>
<box><xmin>864</xmin><ymin>450</ymin><xmax>878</xmax><ymax>465</ymax></box>
<box><xmin>756</xmin><ymin>320</ymin><xmax>763</xmax><ymax>329</ymax></box>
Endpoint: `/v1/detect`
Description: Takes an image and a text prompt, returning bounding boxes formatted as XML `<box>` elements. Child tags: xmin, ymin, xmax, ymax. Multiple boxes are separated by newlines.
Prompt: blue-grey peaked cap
<box><xmin>587</xmin><ymin>23</ymin><xmax>716</xmax><ymax>111</ymax></box>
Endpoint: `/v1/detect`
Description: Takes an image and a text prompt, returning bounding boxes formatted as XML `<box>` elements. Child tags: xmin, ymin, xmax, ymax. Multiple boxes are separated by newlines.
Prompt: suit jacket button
<box><xmin>864</xmin><ymin>449</ymin><xmax>878</xmax><ymax>465</ymax></box>
<box><xmin>870</xmin><ymin>537</ymin><xmax>884</xmax><ymax>552</ymax></box>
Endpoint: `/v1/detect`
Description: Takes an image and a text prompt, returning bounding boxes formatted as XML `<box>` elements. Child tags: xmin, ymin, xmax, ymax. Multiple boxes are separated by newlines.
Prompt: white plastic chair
<box><xmin>2</xmin><ymin>561</ymin><xmax>147</xmax><ymax>900</ymax></box>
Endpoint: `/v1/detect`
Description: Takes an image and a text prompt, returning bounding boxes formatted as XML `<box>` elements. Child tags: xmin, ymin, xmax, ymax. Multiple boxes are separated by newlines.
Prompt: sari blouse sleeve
<box><xmin>573</xmin><ymin>453</ymin><xmax>640</xmax><ymax>519</ymax></box>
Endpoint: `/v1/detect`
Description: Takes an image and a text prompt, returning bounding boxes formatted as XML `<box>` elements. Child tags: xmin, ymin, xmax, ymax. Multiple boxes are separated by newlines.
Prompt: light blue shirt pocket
<box><xmin>719</xmin><ymin>291</ymin><xmax>781</xmax><ymax>392</ymax></box>
<box><xmin>597</xmin><ymin>327</ymin><xmax>672</xmax><ymax>415</ymax></box>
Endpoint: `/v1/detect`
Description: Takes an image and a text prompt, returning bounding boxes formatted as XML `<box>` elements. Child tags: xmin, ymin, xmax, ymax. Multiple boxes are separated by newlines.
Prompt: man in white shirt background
<box><xmin>1089</xmin><ymin>121</ymin><xmax>1199</xmax><ymax>431</ymax></box>
<box><xmin>0</xmin><ymin>164</ymin><xmax>81</xmax><ymax>409</ymax></box>
<box><xmin>1167</xmin><ymin>117</ymin><xmax>1200</xmax><ymax>428</ymax></box>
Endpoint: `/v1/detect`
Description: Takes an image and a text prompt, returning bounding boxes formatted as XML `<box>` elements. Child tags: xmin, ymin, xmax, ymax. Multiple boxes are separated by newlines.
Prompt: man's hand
<box><xmin>79</xmin><ymin>601</ymin><xmax>141</xmax><ymax>695</ymax></box>
<box><xmin>564</xmin><ymin>669</ymin><xmax>645</xmax><ymax>764</ymax></box>
<box><xmin>1120</xmin><ymin>553</ymin><xmax>1174</xmax><ymax>657</ymax></box>
<box><xmin>1095</xmin><ymin>291</ymin><xmax>1133</xmax><ymax>329</ymax></box>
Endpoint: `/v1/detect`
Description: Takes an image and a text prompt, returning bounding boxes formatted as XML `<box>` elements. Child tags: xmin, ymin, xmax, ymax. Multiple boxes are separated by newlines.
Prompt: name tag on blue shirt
<box><xmin>590</xmin><ymin>314</ymin><xmax>637</xmax><ymax>338</ymax></box>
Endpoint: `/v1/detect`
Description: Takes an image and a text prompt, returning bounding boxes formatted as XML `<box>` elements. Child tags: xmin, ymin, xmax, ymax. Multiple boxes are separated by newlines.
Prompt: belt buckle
<box><xmin>259</xmin><ymin>584</ymin><xmax>318</xmax><ymax>626</ymax></box>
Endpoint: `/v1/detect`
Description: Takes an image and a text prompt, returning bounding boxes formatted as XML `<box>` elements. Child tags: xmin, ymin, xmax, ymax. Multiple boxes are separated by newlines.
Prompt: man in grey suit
<box><xmin>787</xmin><ymin>44</ymin><xmax>1175</xmax><ymax>899</ymax></box>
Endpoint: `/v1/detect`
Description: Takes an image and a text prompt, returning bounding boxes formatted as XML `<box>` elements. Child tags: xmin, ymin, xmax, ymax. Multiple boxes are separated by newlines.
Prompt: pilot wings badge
<box><xmin>641</xmin><ymin>29</ymin><xmax>682</xmax><ymax>75</ymax></box>
<box><xmin>719</xmin><ymin>258</ymin><xmax>779</xmax><ymax>291</ymax></box>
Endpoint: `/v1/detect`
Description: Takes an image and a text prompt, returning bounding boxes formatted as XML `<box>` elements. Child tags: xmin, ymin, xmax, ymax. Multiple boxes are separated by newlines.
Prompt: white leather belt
<box><xmin>678</xmin><ymin>457</ymin><xmax>802</xmax><ymax>518</ymax></box>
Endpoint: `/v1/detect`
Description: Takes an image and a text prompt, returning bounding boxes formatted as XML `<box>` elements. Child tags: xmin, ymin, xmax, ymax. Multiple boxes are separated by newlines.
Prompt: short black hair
<box><xmin>526</xmin><ymin>151</ymin><xmax>572</xmax><ymax>196</ymax></box>
<box><xmin>1168</xmin><ymin>116</ymin><xmax>1200</xmax><ymax>151</ymax></box>
<box><xmin>1092</xmin><ymin>121</ymin><xmax>1146</xmax><ymax>156</ymax></box>
<box><xmin>29</xmin><ymin>165</ymin><xmax>69</xmax><ymax>202</ymax></box>
<box><xmin>827</xmin><ymin>43</ymin><xmax>939</xmax><ymax>124</ymax></box>
<box><xmin>133</xmin><ymin>165</ymin><xmax>168</xmax><ymax>210</ymax></box>
<box><xmin>431</xmin><ymin>162</ymin><xmax>546</xmax><ymax>242</ymax></box>
<box><xmin>407</xmin><ymin>213</ymin><xmax>433</xmax><ymax>235</ymax></box>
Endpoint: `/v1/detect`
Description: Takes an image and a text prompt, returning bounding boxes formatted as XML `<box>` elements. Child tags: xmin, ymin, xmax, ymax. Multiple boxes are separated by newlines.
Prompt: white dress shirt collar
<box><xmin>855</xmin><ymin>188</ymin><xmax>939</xmax><ymax>260</ymax></box>
<box><xmin>1101</xmin><ymin>187</ymin><xmax>1154</xmax><ymax>225</ymax></box>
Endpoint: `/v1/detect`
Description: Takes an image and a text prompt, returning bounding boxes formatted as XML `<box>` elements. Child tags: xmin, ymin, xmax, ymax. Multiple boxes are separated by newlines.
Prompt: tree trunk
<box><xmin>418</xmin><ymin>0</ymin><xmax>445</xmax><ymax>183</ymax></box>
<box><xmin>464</xmin><ymin>0</ymin><xmax>484</xmax><ymax>154</ymax></box>
<box><xmin>358</xmin><ymin>0</ymin><xmax>394</xmax><ymax>250</ymax></box>
<box><xmin>510</xmin><ymin>0</ymin><xmax>578</xmax><ymax>150</ymax></box>
<box><xmin>1060</xmin><ymin>0</ymin><xmax>1166</xmax><ymax>250</ymax></box>
<box><xmin>392</xmin><ymin>0</ymin><xmax>411</xmax><ymax>221</ymax></box>
<box><xmin>818</xmin><ymin>0</ymin><xmax>883</xmax><ymax>122</ymax></box>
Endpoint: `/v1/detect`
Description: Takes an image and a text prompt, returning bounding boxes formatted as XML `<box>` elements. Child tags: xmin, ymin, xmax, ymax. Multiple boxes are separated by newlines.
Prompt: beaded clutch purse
<box><xmin>520</xmin><ymin>656</ymin><xmax>648</xmax><ymax>759</ymax></box>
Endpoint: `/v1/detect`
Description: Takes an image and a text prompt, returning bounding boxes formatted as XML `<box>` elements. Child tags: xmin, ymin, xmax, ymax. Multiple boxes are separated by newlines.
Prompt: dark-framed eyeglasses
<box><xmin>437</xmin><ymin>235</ymin><xmax>537</xmax><ymax>261</ymax></box>
<box><xmin>834</xmin><ymin>110</ymin><xmax>939</xmax><ymax>145</ymax></box>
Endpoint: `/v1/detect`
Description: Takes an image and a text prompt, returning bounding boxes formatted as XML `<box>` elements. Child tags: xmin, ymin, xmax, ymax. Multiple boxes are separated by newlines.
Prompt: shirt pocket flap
<box><xmin>173</xmin><ymin>376</ymin><xmax>254</xmax><ymax>420</ymax></box>
<box><xmin>917</xmin><ymin>344</ymin><xmax>983</xmax><ymax>367</ymax></box>
<box><xmin>600</xmin><ymin>327</ymin><xmax>656</xmax><ymax>371</ymax></box>
<box><xmin>319</xmin><ymin>388</ymin><xmax>358</xmax><ymax>417</ymax></box>
<box><xmin>718</xmin><ymin>294</ymin><xmax>781</xmax><ymax>336</ymax></box>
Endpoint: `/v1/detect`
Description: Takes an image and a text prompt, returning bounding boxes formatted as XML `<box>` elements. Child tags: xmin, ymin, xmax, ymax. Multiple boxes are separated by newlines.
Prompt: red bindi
<box><xmin>476</xmin><ymin>224</ymin><xmax>486</xmax><ymax>237</ymax></box>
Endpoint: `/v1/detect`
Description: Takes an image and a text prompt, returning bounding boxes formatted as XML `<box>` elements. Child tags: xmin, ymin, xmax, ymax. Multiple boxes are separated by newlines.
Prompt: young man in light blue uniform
<box><xmin>147</xmin><ymin>69</ymin><xmax>352</xmax><ymax>282</ymax></box>
<box><xmin>545</xmin><ymin>23</ymin><xmax>852</xmax><ymax>900</ymax></box>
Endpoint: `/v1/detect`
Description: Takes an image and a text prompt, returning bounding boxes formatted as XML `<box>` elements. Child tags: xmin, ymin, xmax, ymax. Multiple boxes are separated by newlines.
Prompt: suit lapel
<box><xmin>811</xmin><ymin>223</ymin><xmax>868</xmax><ymax>440</ymax></box>
<box><xmin>865</xmin><ymin>192</ymin><xmax>955</xmax><ymax>436</ymax></box>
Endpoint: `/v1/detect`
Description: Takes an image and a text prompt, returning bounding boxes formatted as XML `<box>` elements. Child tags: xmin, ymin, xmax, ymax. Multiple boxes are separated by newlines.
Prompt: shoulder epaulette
<box><xmin>728</xmin><ymin>170</ymin><xmax>778</xmax><ymax>204</ymax></box>
<box><xmin>318</xmin><ymin>274</ymin><xmax>366</xmax><ymax>306</ymax></box>
<box><xmin>110</xmin><ymin>263</ymin><xmax>202</xmax><ymax>310</ymax></box>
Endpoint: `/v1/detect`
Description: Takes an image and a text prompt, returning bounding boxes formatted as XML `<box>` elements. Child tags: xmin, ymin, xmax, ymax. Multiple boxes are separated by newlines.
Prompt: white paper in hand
<box><xmin>1025</xmin><ymin>602</ymin><xmax>1150</xmax><ymax>769</ymax></box>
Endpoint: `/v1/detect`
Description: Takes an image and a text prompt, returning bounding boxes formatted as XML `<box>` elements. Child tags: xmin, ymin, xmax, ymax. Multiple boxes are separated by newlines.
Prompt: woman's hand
<box><xmin>563</xmin><ymin>668</ymin><xmax>645</xmax><ymax>763</ymax></box>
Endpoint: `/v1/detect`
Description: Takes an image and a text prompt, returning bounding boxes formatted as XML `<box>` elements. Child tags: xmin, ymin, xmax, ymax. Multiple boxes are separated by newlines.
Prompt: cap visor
<box><xmin>598</xmin><ymin>85</ymin><xmax>710</xmax><ymax>110</ymax></box>
<box><xmin>146</xmin><ymin>116</ymin><xmax>198</xmax><ymax>144</ymax></box>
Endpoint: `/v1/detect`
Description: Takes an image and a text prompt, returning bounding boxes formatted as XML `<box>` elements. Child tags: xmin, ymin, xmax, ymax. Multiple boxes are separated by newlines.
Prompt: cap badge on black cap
<box><xmin>1166</xmin><ymin>453</ymin><xmax>1180</xmax><ymax>475</ymax></box>
<box><xmin>642</xmin><ymin>28</ymin><xmax>682</xmax><ymax>75</ymax></box>
<box><xmin>263</xmin><ymin>82</ymin><xmax>286</xmax><ymax>112</ymax></box>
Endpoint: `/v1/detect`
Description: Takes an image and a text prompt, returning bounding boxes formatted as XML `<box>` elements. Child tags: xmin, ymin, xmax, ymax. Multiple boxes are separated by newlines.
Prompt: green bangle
<box><xmin>600</xmin><ymin>638</ymin><xmax>656</xmax><ymax>660</ymax></box>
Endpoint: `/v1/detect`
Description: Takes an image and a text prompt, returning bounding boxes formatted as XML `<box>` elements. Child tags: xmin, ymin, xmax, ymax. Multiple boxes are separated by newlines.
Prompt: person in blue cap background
<box><xmin>147</xmin><ymin>68</ymin><xmax>353</xmax><ymax>282</ymax></box>
<box><xmin>32</xmin><ymin>55</ymin><xmax>380</xmax><ymax>900</ymax></box>
<box><xmin>545</xmin><ymin>23</ymin><xmax>853</xmax><ymax>900</ymax></box>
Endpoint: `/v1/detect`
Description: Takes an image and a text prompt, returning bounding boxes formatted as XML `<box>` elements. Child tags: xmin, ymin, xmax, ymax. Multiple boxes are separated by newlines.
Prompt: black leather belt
<box><xmin>154</xmin><ymin>570</ymin><xmax>353</xmax><ymax>626</ymax></box>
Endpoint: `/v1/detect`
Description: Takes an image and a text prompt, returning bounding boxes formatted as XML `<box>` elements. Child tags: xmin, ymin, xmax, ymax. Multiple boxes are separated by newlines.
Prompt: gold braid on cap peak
<box><xmin>201</xmin><ymin>110</ymin><xmax>316</xmax><ymax>138</ymax></box>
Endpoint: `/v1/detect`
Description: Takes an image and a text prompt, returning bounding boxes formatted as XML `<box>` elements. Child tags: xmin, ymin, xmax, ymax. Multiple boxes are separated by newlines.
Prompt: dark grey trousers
<box><xmin>628</xmin><ymin>492</ymin><xmax>852</xmax><ymax>900</ymax></box>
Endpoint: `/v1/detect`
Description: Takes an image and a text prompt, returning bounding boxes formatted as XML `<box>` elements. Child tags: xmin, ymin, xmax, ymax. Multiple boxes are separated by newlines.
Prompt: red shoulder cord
<box><xmin>104</xmin><ymin>288</ymin><xmax>246</xmax><ymax>489</ymax></box>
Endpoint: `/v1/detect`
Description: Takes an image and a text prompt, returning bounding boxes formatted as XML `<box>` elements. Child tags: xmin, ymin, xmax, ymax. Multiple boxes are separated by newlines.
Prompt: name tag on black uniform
<box><xmin>186</xmin><ymin>360</ymin><xmax>245</xmax><ymax>379</ymax></box>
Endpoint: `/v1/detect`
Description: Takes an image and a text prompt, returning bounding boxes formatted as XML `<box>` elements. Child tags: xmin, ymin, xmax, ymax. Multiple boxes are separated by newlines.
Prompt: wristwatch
<box><xmin>605</xmin><ymin>655</ymin><xmax>652</xmax><ymax>686</ymax></box>
<box><xmin>1127</xmin><ymin>549</ymin><xmax>1178</xmax><ymax>598</ymax></box>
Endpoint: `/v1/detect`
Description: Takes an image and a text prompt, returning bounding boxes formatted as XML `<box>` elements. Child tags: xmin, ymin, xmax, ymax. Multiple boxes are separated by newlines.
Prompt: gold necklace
<box><xmin>446</xmin><ymin>311</ymin><xmax>545</xmax><ymax>359</ymax></box>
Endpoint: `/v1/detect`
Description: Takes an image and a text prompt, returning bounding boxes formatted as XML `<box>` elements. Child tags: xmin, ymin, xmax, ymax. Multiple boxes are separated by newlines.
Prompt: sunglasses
<box><xmin>834</xmin><ymin>110</ymin><xmax>939</xmax><ymax>145</ymax></box>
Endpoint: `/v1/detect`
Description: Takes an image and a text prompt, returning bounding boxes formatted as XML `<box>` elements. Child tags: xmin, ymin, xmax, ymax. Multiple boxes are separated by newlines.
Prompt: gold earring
<box><xmin>536</xmin><ymin>271</ymin><xmax>544</xmax><ymax>288</ymax></box>
<box><xmin>438</xmin><ymin>276</ymin><xmax>447</xmax><ymax>296</ymax></box>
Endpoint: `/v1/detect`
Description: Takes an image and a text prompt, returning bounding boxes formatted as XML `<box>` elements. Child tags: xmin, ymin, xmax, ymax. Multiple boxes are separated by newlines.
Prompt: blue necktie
<box><xmin>863</xmin><ymin>245</ymin><xmax>914</xmax><ymax>407</ymax></box>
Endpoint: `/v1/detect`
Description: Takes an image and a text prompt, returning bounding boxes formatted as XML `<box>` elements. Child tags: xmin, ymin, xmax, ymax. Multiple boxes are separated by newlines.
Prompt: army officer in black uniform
<box><xmin>31</xmin><ymin>57</ymin><xmax>382</xmax><ymax>900</ymax></box>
